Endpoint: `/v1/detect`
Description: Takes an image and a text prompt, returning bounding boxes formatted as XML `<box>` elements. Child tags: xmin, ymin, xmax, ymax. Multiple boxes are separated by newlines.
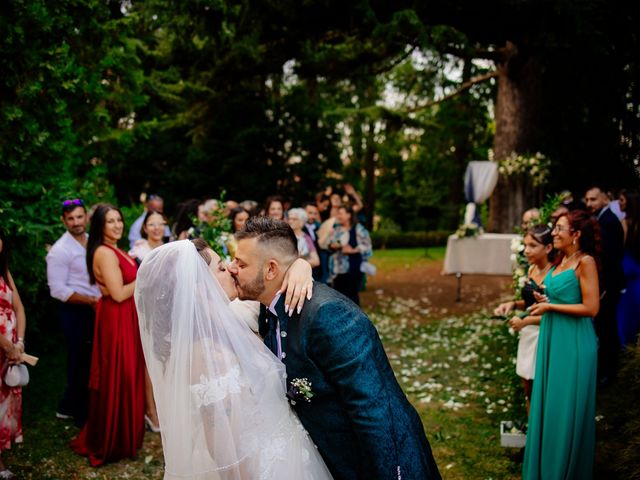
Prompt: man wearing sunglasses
<box><xmin>46</xmin><ymin>199</ymin><xmax>101</xmax><ymax>426</ymax></box>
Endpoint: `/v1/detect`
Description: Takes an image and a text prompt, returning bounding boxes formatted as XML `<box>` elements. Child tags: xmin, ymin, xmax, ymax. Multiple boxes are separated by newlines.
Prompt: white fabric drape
<box><xmin>135</xmin><ymin>241</ymin><xmax>332</xmax><ymax>480</ymax></box>
<box><xmin>463</xmin><ymin>161</ymin><xmax>499</xmax><ymax>225</ymax></box>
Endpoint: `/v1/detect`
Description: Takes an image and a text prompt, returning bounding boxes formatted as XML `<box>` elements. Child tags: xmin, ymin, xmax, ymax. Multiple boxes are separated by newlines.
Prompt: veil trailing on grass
<box><xmin>135</xmin><ymin>241</ymin><xmax>331</xmax><ymax>479</ymax></box>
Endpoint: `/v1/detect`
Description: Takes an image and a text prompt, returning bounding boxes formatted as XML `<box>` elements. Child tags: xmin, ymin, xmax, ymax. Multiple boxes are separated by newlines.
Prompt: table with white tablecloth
<box><xmin>442</xmin><ymin>233</ymin><xmax>519</xmax><ymax>299</ymax></box>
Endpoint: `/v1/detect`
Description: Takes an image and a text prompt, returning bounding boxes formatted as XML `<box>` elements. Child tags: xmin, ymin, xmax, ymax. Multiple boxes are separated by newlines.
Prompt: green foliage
<box><xmin>0</xmin><ymin>0</ymin><xmax>142</xmax><ymax>330</ymax></box>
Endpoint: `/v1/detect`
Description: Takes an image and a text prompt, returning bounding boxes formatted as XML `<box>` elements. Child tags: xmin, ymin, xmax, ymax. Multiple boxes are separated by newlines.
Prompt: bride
<box><xmin>135</xmin><ymin>239</ymin><xmax>332</xmax><ymax>480</ymax></box>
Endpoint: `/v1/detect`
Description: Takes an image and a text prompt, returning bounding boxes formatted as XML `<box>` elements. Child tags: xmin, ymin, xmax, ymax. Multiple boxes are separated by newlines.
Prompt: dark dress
<box><xmin>70</xmin><ymin>245</ymin><xmax>145</xmax><ymax>466</ymax></box>
<box><xmin>617</xmin><ymin>252</ymin><xmax>640</xmax><ymax>346</ymax></box>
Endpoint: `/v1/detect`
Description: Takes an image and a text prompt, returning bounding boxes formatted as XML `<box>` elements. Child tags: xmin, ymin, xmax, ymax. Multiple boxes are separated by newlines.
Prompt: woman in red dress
<box><xmin>70</xmin><ymin>204</ymin><xmax>145</xmax><ymax>466</ymax></box>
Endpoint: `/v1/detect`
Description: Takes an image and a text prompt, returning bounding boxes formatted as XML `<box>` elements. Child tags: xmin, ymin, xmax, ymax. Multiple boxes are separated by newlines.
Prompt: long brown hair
<box><xmin>0</xmin><ymin>229</ymin><xmax>11</xmax><ymax>290</ymax></box>
<box><xmin>86</xmin><ymin>203</ymin><xmax>123</xmax><ymax>284</ymax></box>
<box><xmin>558</xmin><ymin>209</ymin><xmax>602</xmax><ymax>268</ymax></box>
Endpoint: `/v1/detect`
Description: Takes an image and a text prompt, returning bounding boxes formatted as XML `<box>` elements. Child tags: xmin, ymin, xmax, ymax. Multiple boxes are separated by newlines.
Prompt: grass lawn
<box><xmin>4</xmin><ymin>247</ymin><xmax>621</xmax><ymax>479</ymax></box>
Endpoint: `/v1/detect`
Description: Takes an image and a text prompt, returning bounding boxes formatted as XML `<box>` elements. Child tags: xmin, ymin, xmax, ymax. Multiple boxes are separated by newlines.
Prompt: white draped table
<box><xmin>443</xmin><ymin>233</ymin><xmax>519</xmax><ymax>275</ymax></box>
<box><xmin>442</xmin><ymin>233</ymin><xmax>519</xmax><ymax>300</ymax></box>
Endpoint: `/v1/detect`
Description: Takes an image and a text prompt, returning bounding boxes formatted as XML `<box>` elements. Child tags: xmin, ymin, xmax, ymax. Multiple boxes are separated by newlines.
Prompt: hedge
<box><xmin>370</xmin><ymin>230</ymin><xmax>450</xmax><ymax>249</ymax></box>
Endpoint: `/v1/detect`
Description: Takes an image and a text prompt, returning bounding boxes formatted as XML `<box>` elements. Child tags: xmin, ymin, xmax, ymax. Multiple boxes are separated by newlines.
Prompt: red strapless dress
<box><xmin>70</xmin><ymin>245</ymin><xmax>145</xmax><ymax>466</ymax></box>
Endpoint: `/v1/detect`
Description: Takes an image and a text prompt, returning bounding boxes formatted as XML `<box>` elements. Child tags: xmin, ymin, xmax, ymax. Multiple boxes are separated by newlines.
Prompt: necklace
<box><xmin>534</xmin><ymin>263</ymin><xmax>551</xmax><ymax>278</ymax></box>
<box><xmin>561</xmin><ymin>249</ymin><xmax>581</xmax><ymax>267</ymax></box>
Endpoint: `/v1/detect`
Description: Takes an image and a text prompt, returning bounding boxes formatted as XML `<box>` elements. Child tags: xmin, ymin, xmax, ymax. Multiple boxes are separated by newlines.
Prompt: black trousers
<box><xmin>333</xmin><ymin>271</ymin><xmax>363</xmax><ymax>306</ymax></box>
<box><xmin>57</xmin><ymin>302</ymin><xmax>95</xmax><ymax>425</ymax></box>
<box><xmin>594</xmin><ymin>291</ymin><xmax>621</xmax><ymax>382</ymax></box>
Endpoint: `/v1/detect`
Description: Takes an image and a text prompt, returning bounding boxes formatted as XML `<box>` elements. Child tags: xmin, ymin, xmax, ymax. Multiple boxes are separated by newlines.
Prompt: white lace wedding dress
<box><xmin>135</xmin><ymin>241</ymin><xmax>332</xmax><ymax>480</ymax></box>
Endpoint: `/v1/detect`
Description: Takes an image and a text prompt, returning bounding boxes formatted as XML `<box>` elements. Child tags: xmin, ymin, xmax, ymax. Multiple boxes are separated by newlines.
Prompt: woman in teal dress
<box><xmin>524</xmin><ymin>210</ymin><xmax>600</xmax><ymax>480</ymax></box>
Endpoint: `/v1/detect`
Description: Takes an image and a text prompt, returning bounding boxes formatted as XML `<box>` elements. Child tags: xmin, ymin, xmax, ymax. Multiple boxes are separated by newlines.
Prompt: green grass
<box><xmin>370</xmin><ymin>246</ymin><xmax>446</xmax><ymax>269</ymax></box>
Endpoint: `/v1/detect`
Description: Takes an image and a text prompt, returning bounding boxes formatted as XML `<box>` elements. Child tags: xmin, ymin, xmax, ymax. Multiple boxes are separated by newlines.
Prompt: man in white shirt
<box><xmin>46</xmin><ymin>199</ymin><xmax>101</xmax><ymax>425</ymax></box>
<box><xmin>128</xmin><ymin>194</ymin><xmax>171</xmax><ymax>249</ymax></box>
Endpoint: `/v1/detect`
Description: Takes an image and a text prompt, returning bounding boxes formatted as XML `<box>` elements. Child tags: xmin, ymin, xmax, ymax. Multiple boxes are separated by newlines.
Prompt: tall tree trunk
<box><xmin>489</xmin><ymin>41</ymin><xmax>542</xmax><ymax>232</ymax></box>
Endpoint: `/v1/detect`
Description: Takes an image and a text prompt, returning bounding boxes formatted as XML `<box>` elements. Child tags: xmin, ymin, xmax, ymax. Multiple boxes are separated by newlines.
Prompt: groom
<box><xmin>229</xmin><ymin>217</ymin><xmax>441</xmax><ymax>480</ymax></box>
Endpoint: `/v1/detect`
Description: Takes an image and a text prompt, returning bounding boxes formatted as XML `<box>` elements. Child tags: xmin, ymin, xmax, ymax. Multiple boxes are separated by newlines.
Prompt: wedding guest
<box><xmin>618</xmin><ymin>189</ymin><xmax>630</xmax><ymax>240</ymax></box>
<box><xmin>226</xmin><ymin>206</ymin><xmax>250</xmax><ymax>258</ymax></box>
<box><xmin>585</xmin><ymin>185</ymin><xmax>624</xmax><ymax>386</ymax></box>
<box><xmin>521</xmin><ymin>208</ymin><xmax>540</xmax><ymax>230</ymax></box>
<box><xmin>0</xmin><ymin>229</ymin><xmax>26</xmax><ymax>480</ymax></box>
<box><xmin>198</xmin><ymin>199</ymin><xmax>220</xmax><ymax>224</ymax></box>
<box><xmin>315</xmin><ymin>191</ymin><xmax>331</xmax><ymax>221</ymax></box>
<box><xmin>46</xmin><ymin>199</ymin><xmax>101</xmax><ymax>425</ymax></box>
<box><xmin>228</xmin><ymin>207</ymin><xmax>250</xmax><ymax>234</ymax></box>
<box><xmin>494</xmin><ymin>225</ymin><xmax>555</xmax><ymax>415</ymax></box>
<box><xmin>239</xmin><ymin>199</ymin><xmax>259</xmax><ymax>217</ymax></box>
<box><xmin>617</xmin><ymin>192</ymin><xmax>640</xmax><ymax>347</ymax></box>
<box><xmin>524</xmin><ymin>210</ymin><xmax>600</xmax><ymax>479</ymax></box>
<box><xmin>70</xmin><ymin>204</ymin><xmax>145</xmax><ymax>466</ymax></box>
<box><xmin>128</xmin><ymin>209</ymin><xmax>169</xmax><ymax>432</ymax></box>
<box><xmin>264</xmin><ymin>195</ymin><xmax>285</xmax><ymax>220</ymax></box>
<box><xmin>287</xmin><ymin>208</ymin><xmax>320</xmax><ymax>268</ymax></box>
<box><xmin>172</xmin><ymin>199</ymin><xmax>201</xmax><ymax>240</ymax></box>
<box><xmin>129</xmin><ymin>210</ymin><xmax>169</xmax><ymax>264</ymax></box>
<box><xmin>128</xmin><ymin>194</ymin><xmax>169</xmax><ymax>249</ymax></box>
<box><xmin>327</xmin><ymin>205</ymin><xmax>372</xmax><ymax>305</ymax></box>
<box><xmin>303</xmin><ymin>201</ymin><xmax>324</xmax><ymax>281</ymax></box>
<box><xmin>223</xmin><ymin>200</ymin><xmax>238</xmax><ymax>216</ymax></box>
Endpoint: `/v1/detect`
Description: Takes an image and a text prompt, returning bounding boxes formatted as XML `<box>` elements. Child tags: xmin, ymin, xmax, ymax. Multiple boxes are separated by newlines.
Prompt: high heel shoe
<box><xmin>144</xmin><ymin>414</ymin><xmax>161</xmax><ymax>433</ymax></box>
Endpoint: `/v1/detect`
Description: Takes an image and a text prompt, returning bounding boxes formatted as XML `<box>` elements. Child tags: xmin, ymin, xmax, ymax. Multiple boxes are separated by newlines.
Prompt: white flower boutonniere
<box><xmin>286</xmin><ymin>378</ymin><xmax>314</xmax><ymax>404</ymax></box>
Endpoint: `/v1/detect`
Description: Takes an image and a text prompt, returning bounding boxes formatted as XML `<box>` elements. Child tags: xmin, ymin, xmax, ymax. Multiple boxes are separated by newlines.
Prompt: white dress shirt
<box><xmin>46</xmin><ymin>232</ymin><xmax>101</xmax><ymax>302</ymax></box>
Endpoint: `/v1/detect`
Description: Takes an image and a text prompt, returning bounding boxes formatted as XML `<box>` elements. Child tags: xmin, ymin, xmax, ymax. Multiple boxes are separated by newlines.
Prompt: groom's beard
<box><xmin>235</xmin><ymin>270</ymin><xmax>265</xmax><ymax>301</ymax></box>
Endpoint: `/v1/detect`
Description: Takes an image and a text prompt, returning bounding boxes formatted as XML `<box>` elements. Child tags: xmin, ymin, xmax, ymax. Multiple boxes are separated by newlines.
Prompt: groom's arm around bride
<box><xmin>231</xmin><ymin>217</ymin><xmax>441</xmax><ymax>480</ymax></box>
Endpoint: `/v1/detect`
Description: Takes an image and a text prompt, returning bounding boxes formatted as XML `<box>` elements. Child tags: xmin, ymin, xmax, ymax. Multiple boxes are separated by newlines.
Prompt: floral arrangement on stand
<box><xmin>188</xmin><ymin>195</ymin><xmax>232</xmax><ymax>261</ymax></box>
<box><xmin>455</xmin><ymin>222</ymin><xmax>483</xmax><ymax>238</ymax></box>
<box><xmin>492</xmin><ymin>150</ymin><xmax>551</xmax><ymax>187</ymax></box>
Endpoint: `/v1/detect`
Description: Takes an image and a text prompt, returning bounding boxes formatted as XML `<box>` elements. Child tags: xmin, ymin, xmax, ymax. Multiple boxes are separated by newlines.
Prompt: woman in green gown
<box><xmin>524</xmin><ymin>210</ymin><xmax>600</xmax><ymax>480</ymax></box>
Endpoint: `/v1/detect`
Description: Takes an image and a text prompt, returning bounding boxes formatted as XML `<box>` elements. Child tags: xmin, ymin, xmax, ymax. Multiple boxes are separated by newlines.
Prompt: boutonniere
<box><xmin>286</xmin><ymin>378</ymin><xmax>314</xmax><ymax>405</ymax></box>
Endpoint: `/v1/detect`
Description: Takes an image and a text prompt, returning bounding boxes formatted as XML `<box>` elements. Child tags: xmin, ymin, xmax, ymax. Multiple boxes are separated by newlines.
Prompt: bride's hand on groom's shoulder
<box><xmin>280</xmin><ymin>258</ymin><xmax>314</xmax><ymax>316</ymax></box>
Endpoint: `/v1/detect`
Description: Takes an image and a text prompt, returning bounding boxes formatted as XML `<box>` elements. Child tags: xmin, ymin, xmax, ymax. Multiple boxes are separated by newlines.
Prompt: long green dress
<box><xmin>522</xmin><ymin>267</ymin><xmax>598</xmax><ymax>480</ymax></box>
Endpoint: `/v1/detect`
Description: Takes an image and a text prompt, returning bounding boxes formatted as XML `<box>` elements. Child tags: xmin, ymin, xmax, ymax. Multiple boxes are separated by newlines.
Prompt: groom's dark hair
<box><xmin>236</xmin><ymin>216</ymin><xmax>298</xmax><ymax>264</ymax></box>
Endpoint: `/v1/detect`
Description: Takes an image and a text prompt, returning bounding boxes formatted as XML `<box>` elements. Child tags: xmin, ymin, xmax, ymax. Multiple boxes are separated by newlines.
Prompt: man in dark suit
<box><xmin>229</xmin><ymin>216</ymin><xmax>441</xmax><ymax>480</ymax></box>
<box><xmin>585</xmin><ymin>185</ymin><xmax>625</xmax><ymax>386</ymax></box>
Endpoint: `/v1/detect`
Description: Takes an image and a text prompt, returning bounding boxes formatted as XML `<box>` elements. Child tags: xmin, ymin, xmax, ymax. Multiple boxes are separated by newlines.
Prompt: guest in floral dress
<box><xmin>0</xmin><ymin>229</ymin><xmax>27</xmax><ymax>480</ymax></box>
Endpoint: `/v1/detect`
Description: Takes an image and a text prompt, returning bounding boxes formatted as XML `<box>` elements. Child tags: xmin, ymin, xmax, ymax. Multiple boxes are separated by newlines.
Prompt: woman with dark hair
<box><xmin>129</xmin><ymin>210</ymin><xmax>169</xmax><ymax>264</ymax></box>
<box><xmin>70</xmin><ymin>204</ymin><xmax>145</xmax><ymax>466</ymax></box>
<box><xmin>172</xmin><ymin>199</ymin><xmax>201</xmax><ymax>240</ymax></box>
<box><xmin>226</xmin><ymin>206</ymin><xmax>250</xmax><ymax>259</ymax></box>
<box><xmin>0</xmin><ymin>229</ymin><xmax>26</xmax><ymax>479</ymax></box>
<box><xmin>228</xmin><ymin>206</ymin><xmax>250</xmax><ymax>234</ymax></box>
<box><xmin>523</xmin><ymin>210</ymin><xmax>600</xmax><ymax>480</ymax></box>
<box><xmin>327</xmin><ymin>205</ymin><xmax>372</xmax><ymax>305</ymax></box>
<box><xmin>494</xmin><ymin>225</ymin><xmax>555</xmax><ymax>415</ymax></box>
<box><xmin>617</xmin><ymin>192</ymin><xmax>640</xmax><ymax>347</ymax></box>
<box><xmin>264</xmin><ymin>195</ymin><xmax>285</xmax><ymax>220</ymax></box>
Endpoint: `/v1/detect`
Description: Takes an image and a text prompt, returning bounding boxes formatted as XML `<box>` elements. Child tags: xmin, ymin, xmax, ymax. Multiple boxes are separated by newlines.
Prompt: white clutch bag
<box><xmin>4</xmin><ymin>363</ymin><xmax>29</xmax><ymax>387</ymax></box>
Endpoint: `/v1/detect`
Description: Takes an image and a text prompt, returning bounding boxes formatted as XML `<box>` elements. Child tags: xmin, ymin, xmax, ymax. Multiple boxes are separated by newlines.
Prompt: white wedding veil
<box><xmin>135</xmin><ymin>240</ymin><xmax>292</xmax><ymax>479</ymax></box>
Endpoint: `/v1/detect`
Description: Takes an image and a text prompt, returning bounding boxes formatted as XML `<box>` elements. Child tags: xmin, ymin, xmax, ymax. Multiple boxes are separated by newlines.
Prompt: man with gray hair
<box><xmin>228</xmin><ymin>216</ymin><xmax>441</xmax><ymax>480</ymax></box>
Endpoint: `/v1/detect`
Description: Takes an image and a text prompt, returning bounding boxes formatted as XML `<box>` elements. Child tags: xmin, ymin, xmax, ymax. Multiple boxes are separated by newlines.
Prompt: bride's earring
<box><xmin>572</xmin><ymin>238</ymin><xmax>576</xmax><ymax>245</ymax></box>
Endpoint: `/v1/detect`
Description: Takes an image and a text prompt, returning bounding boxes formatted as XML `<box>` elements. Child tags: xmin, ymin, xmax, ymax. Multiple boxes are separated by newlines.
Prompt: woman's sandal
<box><xmin>144</xmin><ymin>414</ymin><xmax>161</xmax><ymax>433</ymax></box>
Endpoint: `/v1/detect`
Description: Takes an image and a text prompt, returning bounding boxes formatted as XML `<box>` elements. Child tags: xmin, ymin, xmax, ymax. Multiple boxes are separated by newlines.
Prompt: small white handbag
<box><xmin>4</xmin><ymin>364</ymin><xmax>29</xmax><ymax>387</ymax></box>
